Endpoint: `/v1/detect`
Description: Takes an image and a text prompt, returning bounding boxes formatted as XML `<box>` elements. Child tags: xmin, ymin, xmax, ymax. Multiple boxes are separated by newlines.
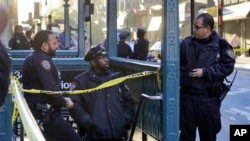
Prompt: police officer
<box><xmin>69</xmin><ymin>45</ymin><xmax>135</xmax><ymax>141</ymax></box>
<box><xmin>117</xmin><ymin>33</ymin><xmax>133</xmax><ymax>58</ymax></box>
<box><xmin>22</xmin><ymin>30</ymin><xmax>82</xmax><ymax>141</ymax></box>
<box><xmin>180</xmin><ymin>13</ymin><xmax>235</xmax><ymax>141</ymax></box>
<box><xmin>8</xmin><ymin>25</ymin><xmax>30</xmax><ymax>50</ymax></box>
<box><xmin>0</xmin><ymin>4</ymin><xmax>11</xmax><ymax>108</ymax></box>
<box><xmin>133</xmin><ymin>28</ymin><xmax>149</xmax><ymax>60</ymax></box>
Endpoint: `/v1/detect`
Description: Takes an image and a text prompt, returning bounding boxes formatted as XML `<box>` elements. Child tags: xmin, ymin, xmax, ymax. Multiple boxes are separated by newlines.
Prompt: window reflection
<box><xmin>9</xmin><ymin>0</ymin><xmax>217</xmax><ymax>60</ymax></box>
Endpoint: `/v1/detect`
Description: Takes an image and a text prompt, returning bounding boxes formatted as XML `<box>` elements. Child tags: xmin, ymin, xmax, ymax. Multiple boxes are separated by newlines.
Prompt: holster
<box><xmin>211</xmin><ymin>83</ymin><xmax>229</xmax><ymax>102</ymax></box>
<box><xmin>36</xmin><ymin>103</ymin><xmax>55</xmax><ymax>123</ymax></box>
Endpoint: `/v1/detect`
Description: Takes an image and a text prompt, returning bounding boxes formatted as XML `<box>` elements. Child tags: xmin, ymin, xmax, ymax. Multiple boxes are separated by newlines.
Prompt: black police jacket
<box><xmin>22</xmin><ymin>50</ymin><xmax>67</xmax><ymax>110</ymax></box>
<box><xmin>8</xmin><ymin>33</ymin><xmax>30</xmax><ymax>50</ymax></box>
<box><xmin>69</xmin><ymin>68</ymin><xmax>135</xmax><ymax>139</ymax></box>
<box><xmin>180</xmin><ymin>31</ymin><xmax>235</xmax><ymax>90</ymax></box>
<box><xmin>117</xmin><ymin>41</ymin><xmax>133</xmax><ymax>58</ymax></box>
<box><xmin>133</xmin><ymin>37</ymin><xmax>149</xmax><ymax>60</ymax></box>
<box><xmin>0</xmin><ymin>42</ymin><xmax>11</xmax><ymax>106</ymax></box>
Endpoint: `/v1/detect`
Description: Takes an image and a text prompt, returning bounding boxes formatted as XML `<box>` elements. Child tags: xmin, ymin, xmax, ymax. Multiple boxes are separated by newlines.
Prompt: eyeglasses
<box><xmin>193</xmin><ymin>24</ymin><xmax>206</xmax><ymax>30</ymax></box>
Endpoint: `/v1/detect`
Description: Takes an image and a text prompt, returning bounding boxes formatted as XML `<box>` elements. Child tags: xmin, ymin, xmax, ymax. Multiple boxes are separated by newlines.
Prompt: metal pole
<box><xmin>191</xmin><ymin>0</ymin><xmax>195</xmax><ymax>35</ymax></box>
<box><xmin>63</xmin><ymin>0</ymin><xmax>70</xmax><ymax>49</ymax></box>
<box><xmin>162</xmin><ymin>0</ymin><xmax>180</xmax><ymax>140</ymax></box>
<box><xmin>107</xmin><ymin>0</ymin><xmax>117</xmax><ymax>57</ymax></box>
<box><xmin>78</xmin><ymin>0</ymin><xmax>84</xmax><ymax>57</ymax></box>
<box><xmin>217</xmin><ymin>0</ymin><xmax>223</xmax><ymax>36</ymax></box>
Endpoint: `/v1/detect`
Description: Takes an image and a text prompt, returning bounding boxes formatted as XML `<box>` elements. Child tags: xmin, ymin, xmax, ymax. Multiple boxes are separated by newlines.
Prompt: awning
<box><xmin>223</xmin><ymin>2</ymin><xmax>250</xmax><ymax>21</ymax></box>
<box><xmin>147</xmin><ymin>16</ymin><xmax>162</xmax><ymax>31</ymax></box>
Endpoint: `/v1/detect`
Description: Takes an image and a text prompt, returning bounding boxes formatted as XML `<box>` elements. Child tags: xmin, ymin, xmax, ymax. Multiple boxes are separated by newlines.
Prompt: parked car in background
<box><xmin>149</xmin><ymin>41</ymin><xmax>161</xmax><ymax>52</ymax></box>
<box><xmin>148</xmin><ymin>41</ymin><xmax>161</xmax><ymax>62</ymax></box>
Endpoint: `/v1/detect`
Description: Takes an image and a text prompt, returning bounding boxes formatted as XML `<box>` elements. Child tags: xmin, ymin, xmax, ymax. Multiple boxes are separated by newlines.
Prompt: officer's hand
<box><xmin>189</xmin><ymin>68</ymin><xmax>203</xmax><ymax>78</ymax></box>
<box><xmin>64</xmin><ymin>97</ymin><xmax>74</xmax><ymax>109</ymax></box>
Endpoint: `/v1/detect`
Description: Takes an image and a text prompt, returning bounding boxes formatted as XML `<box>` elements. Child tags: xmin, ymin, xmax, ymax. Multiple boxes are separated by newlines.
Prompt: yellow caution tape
<box><xmin>9</xmin><ymin>75</ymin><xmax>20</xmax><ymax>128</ymax></box>
<box><xmin>9</xmin><ymin>69</ymin><xmax>162</xmax><ymax>127</ymax></box>
<box><xmin>12</xmin><ymin>102</ymin><xmax>18</xmax><ymax>127</ymax></box>
<box><xmin>156</xmin><ymin>66</ymin><xmax>162</xmax><ymax>91</ymax></box>
<box><xmin>21</xmin><ymin>71</ymin><xmax>159</xmax><ymax>94</ymax></box>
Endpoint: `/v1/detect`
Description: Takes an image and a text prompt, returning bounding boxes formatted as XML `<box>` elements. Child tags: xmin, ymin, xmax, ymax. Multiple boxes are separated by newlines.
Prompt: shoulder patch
<box><xmin>226</xmin><ymin>49</ymin><xmax>235</xmax><ymax>59</ymax></box>
<box><xmin>40</xmin><ymin>60</ymin><xmax>51</xmax><ymax>71</ymax></box>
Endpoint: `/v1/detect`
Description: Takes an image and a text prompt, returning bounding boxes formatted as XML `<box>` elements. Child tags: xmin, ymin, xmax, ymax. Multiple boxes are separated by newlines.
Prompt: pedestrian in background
<box><xmin>230</xmin><ymin>34</ymin><xmax>240</xmax><ymax>49</ymax></box>
<box><xmin>0</xmin><ymin>4</ymin><xmax>11</xmax><ymax>108</ymax></box>
<box><xmin>230</xmin><ymin>34</ymin><xmax>241</xmax><ymax>56</ymax></box>
<box><xmin>8</xmin><ymin>25</ymin><xmax>30</xmax><ymax>50</ymax></box>
<box><xmin>25</xmin><ymin>30</ymin><xmax>34</xmax><ymax>48</ymax></box>
<box><xmin>69</xmin><ymin>45</ymin><xmax>135</xmax><ymax>141</ymax></box>
<box><xmin>22</xmin><ymin>30</ymin><xmax>82</xmax><ymax>141</ymax></box>
<box><xmin>180</xmin><ymin>13</ymin><xmax>235</xmax><ymax>141</ymax></box>
<box><xmin>133</xmin><ymin>28</ymin><xmax>149</xmax><ymax>61</ymax></box>
<box><xmin>117</xmin><ymin>33</ymin><xmax>133</xmax><ymax>58</ymax></box>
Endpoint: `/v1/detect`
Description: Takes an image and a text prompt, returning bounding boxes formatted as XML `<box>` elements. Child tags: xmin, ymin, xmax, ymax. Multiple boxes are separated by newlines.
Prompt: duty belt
<box><xmin>181</xmin><ymin>87</ymin><xmax>210</xmax><ymax>95</ymax></box>
<box><xmin>181</xmin><ymin>87</ymin><xmax>218</xmax><ymax>98</ymax></box>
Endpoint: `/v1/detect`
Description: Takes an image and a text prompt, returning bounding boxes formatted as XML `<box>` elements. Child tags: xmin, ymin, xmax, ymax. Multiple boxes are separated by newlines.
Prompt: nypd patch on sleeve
<box><xmin>226</xmin><ymin>49</ymin><xmax>235</xmax><ymax>59</ymax></box>
<box><xmin>40</xmin><ymin>60</ymin><xmax>51</xmax><ymax>71</ymax></box>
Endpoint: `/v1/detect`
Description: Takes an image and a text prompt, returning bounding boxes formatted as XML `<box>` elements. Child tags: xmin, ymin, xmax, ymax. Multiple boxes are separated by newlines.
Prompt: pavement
<box><xmin>234</xmin><ymin>55</ymin><xmax>250</xmax><ymax>70</ymax></box>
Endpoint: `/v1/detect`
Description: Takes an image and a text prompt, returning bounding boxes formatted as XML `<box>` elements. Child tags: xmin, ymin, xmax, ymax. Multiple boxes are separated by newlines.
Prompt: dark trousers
<box><xmin>42</xmin><ymin>112</ymin><xmax>82</xmax><ymax>141</ymax></box>
<box><xmin>180</xmin><ymin>93</ymin><xmax>221</xmax><ymax>141</ymax></box>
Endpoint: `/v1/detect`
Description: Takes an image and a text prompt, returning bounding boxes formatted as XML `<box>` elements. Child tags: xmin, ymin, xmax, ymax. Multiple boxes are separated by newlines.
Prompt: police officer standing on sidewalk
<box><xmin>22</xmin><ymin>30</ymin><xmax>82</xmax><ymax>141</ymax></box>
<box><xmin>69</xmin><ymin>45</ymin><xmax>135</xmax><ymax>141</ymax></box>
<box><xmin>180</xmin><ymin>13</ymin><xmax>235</xmax><ymax>141</ymax></box>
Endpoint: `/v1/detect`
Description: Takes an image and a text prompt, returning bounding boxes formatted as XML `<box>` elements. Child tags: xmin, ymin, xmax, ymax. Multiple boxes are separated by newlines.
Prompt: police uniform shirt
<box><xmin>22</xmin><ymin>50</ymin><xmax>66</xmax><ymax>108</ymax></box>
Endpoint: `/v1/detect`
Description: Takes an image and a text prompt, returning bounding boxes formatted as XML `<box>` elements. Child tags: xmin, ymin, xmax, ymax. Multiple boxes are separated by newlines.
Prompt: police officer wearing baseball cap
<box><xmin>69</xmin><ymin>45</ymin><xmax>135</xmax><ymax>140</ymax></box>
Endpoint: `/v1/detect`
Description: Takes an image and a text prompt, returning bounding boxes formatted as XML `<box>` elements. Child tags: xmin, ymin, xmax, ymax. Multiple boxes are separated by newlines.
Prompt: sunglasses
<box><xmin>193</xmin><ymin>24</ymin><xmax>206</xmax><ymax>30</ymax></box>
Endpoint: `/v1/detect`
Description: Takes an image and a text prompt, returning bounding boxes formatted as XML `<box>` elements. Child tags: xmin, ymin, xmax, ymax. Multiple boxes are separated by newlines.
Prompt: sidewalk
<box><xmin>235</xmin><ymin>56</ymin><xmax>250</xmax><ymax>70</ymax></box>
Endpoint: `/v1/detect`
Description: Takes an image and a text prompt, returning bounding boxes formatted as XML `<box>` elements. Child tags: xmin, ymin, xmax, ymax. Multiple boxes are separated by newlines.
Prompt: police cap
<box><xmin>119</xmin><ymin>33</ymin><xmax>127</xmax><ymax>39</ymax></box>
<box><xmin>137</xmin><ymin>28</ymin><xmax>146</xmax><ymax>34</ymax></box>
<box><xmin>85</xmin><ymin>45</ymin><xmax>107</xmax><ymax>61</ymax></box>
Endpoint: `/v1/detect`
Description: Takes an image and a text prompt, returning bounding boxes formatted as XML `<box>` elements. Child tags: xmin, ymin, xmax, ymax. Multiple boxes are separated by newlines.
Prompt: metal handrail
<box><xmin>11</xmin><ymin>79</ymin><xmax>45</xmax><ymax>141</ymax></box>
<box><xmin>128</xmin><ymin>93</ymin><xmax>162</xmax><ymax>141</ymax></box>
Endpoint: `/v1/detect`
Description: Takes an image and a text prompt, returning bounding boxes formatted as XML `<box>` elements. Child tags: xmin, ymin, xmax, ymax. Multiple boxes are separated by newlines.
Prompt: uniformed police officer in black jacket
<box><xmin>69</xmin><ymin>45</ymin><xmax>135</xmax><ymax>141</ymax></box>
<box><xmin>8</xmin><ymin>25</ymin><xmax>30</xmax><ymax>50</ymax></box>
<box><xmin>22</xmin><ymin>30</ymin><xmax>82</xmax><ymax>141</ymax></box>
<box><xmin>180</xmin><ymin>13</ymin><xmax>235</xmax><ymax>141</ymax></box>
<box><xmin>0</xmin><ymin>4</ymin><xmax>11</xmax><ymax>108</ymax></box>
<box><xmin>133</xmin><ymin>28</ymin><xmax>149</xmax><ymax>61</ymax></box>
<box><xmin>117</xmin><ymin>33</ymin><xmax>133</xmax><ymax>58</ymax></box>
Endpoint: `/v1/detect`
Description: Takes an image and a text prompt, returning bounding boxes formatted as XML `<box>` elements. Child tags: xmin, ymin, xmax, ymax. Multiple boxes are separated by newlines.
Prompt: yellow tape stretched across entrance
<box><xmin>10</xmin><ymin>70</ymin><xmax>161</xmax><ymax>128</ymax></box>
<box><xmin>21</xmin><ymin>71</ymin><xmax>159</xmax><ymax>95</ymax></box>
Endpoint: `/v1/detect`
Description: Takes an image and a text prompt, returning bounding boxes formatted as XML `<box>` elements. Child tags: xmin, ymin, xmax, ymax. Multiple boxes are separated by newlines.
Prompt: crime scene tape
<box><xmin>9</xmin><ymin>75</ymin><xmax>21</xmax><ymax>127</ymax></box>
<box><xmin>10</xmin><ymin>76</ymin><xmax>45</xmax><ymax>140</ymax></box>
<box><xmin>9</xmin><ymin>69</ymin><xmax>161</xmax><ymax>128</ymax></box>
<box><xmin>20</xmin><ymin>70</ymin><xmax>160</xmax><ymax>95</ymax></box>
